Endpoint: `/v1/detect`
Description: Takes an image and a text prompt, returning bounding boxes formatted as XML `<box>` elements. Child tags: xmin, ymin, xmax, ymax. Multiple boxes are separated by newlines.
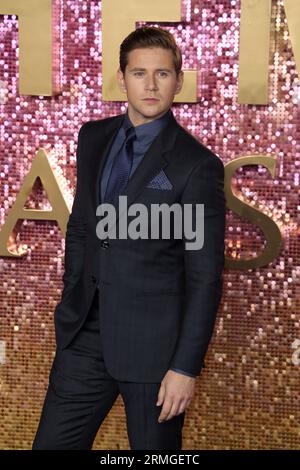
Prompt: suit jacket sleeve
<box><xmin>168</xmin><ymin>153</ymin><xmax>226</xmax><ymax>377</ymax></box>
<box><xmin>61</xmin><ymin>123</ymin><xmax>88</xmax><ymax>296</ymax></box>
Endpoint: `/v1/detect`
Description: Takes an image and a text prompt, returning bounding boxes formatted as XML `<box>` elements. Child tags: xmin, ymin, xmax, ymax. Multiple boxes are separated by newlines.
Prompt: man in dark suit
<box><xmin>32</xmin><ymin>26</ymin><xmax>225</xmax><ymax>450</ymax></box>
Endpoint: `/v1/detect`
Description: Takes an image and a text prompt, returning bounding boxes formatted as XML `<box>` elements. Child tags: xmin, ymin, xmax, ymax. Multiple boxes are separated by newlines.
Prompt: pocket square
<box><xmin>146</xmin><ymin>169</ymin><xmax>173</xmax><ymax>190</ymax></box>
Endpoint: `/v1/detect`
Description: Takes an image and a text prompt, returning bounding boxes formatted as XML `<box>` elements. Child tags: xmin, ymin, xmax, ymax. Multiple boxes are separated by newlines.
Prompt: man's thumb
<box><xmin>156</xmin><ymin>384</ymin><xmax>165</xmax><ymax>406</ymax></box>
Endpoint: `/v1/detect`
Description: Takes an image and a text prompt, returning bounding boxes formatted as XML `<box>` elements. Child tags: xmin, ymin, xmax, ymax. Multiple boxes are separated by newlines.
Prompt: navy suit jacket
<box><xmin>54</xmin><ymin>110</ymin><xmax>226</xmax><ymax>383</ymax></box>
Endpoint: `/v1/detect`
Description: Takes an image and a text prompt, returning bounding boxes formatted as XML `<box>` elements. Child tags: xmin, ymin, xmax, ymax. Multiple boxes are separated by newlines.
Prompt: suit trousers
<box><xmin>32</xmin><ymin>288</ymin><xmax>185</xmax><ymax>450</ymax></box>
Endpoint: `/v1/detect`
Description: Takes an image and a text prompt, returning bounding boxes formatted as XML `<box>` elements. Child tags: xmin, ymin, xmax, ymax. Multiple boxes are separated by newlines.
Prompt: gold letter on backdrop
<box><xmin>224</xmin><ymin>155</ymin><xmax>283</xmax><ymax>269</ymax></box>
<box><xmin>238</xmin><ymin>0</ymin><xmax>300</xmax><ymax>104</ymax></box>
<box><xmin>102</xmin><ymin>0</ymin><xmax>197</xmax><ymax>102</ymax></box>
<box><xmin>0</xmin><ymin>149</ymin><xmax>70</xmax><ymax>257</ymax></box>
<box><xmin>0</xmin><ymin>0</ymin><xmax>61</xmax><ymax>96</ymax></box>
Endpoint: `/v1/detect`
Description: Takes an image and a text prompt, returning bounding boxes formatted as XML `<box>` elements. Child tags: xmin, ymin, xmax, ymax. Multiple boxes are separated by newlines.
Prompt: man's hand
<box><xmin>156</xmin><ymin>369</ymin><xmax>196</xmax><ymax>423</ymax></box>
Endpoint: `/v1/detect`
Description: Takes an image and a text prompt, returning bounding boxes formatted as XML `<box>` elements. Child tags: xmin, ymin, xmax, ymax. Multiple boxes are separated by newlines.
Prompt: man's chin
<box><xmin>127</xmin><ymin>103</ymin><xmax>170</xmax><ymax>125</ymax></box>
<box><xmin>138</xmin><ymin>106</ymin><xmax>168</xmax><ymax>119</ymax></box>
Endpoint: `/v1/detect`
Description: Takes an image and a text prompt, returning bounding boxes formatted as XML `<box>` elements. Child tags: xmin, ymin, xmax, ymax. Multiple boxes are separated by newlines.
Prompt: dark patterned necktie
<box><xmin>103</xmin><ymin>125</ymin><xmax>136</xmax><ymax>206</ymax></box>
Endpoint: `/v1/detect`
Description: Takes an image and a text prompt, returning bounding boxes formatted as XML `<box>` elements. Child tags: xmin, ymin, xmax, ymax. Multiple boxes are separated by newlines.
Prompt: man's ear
<box><xmin>174</xmin><ymin>71</ymin><xmax>184</xmax><ymax>95</ymax></box>
<box><xmin>117</xmin><ymin>68</ymin><xmax>127</xmax><ymax>94</ymax></box>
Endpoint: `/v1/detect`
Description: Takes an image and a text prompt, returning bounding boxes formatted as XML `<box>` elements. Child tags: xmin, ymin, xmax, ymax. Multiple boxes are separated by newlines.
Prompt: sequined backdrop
<box><xmin>0</xmin><ymin>0</ymin><xmax>299</xmax><ymax>450</ymax></box>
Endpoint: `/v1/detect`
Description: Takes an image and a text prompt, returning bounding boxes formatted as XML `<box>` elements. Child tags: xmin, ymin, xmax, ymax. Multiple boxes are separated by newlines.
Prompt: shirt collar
<box><xmin>122</xmin><ymin>108</ymin><xmax>172</xmax><ymax>142</ymax></box>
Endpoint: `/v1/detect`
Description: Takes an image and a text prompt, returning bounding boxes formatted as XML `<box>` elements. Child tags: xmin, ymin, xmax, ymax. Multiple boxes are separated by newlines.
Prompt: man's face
<box><xmin>117</xmin><ymin>47</ymin><xmax>183</xmax><ymax>126</ymax></box>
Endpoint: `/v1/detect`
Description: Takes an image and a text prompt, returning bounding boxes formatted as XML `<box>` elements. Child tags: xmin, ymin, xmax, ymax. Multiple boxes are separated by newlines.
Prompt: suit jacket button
<box><xmin>101</xmin><ymin>240</ymin><xmax>109</xmax><ymax>249</ymax></box>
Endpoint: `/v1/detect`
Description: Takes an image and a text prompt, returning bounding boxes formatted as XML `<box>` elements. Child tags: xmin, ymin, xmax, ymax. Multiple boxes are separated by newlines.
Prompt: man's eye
<box><xmin>159</xmin><ymin>72</ymin><xmax>168</xmax><ymax>77</ymax></box>
<box><xmin>134</xmin><ymin>72</ymin><xmax>144</xmax><ymax>77</ymax></box>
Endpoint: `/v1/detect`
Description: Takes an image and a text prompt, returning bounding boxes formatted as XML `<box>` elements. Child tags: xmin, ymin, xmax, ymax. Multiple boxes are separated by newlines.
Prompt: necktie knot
<box><xmin>125</xmin><ymin>125</ymin><xmax>136</xmax><ymax>145</ymax></box>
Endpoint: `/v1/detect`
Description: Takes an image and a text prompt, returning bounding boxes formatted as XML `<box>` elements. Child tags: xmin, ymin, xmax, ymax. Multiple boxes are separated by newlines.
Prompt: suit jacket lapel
<box><xmin>94</xmin><ymin>114</ymin><xmax>124</xmax><ymax>211</ymax></box>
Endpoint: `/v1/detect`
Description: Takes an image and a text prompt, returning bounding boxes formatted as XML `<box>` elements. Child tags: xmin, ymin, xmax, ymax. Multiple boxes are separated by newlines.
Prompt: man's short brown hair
<box><xmin>119</xmin><ymin>26</ymin><xmax>182</xmax><ymax>76</ymax></box>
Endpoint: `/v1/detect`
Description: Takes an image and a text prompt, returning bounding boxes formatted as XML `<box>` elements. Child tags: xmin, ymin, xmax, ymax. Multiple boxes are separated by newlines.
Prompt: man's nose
<box><xmin>145</xmin><ymin>75</ymin><xmax>158</xmax><ymax>90</ymax></box>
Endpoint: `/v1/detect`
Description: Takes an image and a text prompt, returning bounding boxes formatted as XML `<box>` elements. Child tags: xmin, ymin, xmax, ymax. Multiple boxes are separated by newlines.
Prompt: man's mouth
<box><xmin>143</xmin><ymin>98</ymin><xmax>159</xmax><ymax>102</ymax></box>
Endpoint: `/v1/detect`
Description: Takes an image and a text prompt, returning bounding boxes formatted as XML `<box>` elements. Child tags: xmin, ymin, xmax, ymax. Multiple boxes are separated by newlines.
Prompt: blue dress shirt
<box><xmin>99</xmin><ymin>108</ymin><xmax>196</xmax><ymax>379</ymax></box>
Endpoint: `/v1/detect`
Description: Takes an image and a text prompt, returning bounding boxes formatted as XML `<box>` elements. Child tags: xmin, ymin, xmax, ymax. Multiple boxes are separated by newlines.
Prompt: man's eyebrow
<box><xmin>128</xmin><ymin>67</ymin><xmax>173</xmax><ymax>72</ymax></box>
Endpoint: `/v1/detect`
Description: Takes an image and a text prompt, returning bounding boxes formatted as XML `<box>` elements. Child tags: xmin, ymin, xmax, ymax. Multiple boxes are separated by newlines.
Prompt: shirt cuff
<box><xmin>170</xmin><ymin>368</ymin><xmax>197</xmax><ymax>378</ymax></box>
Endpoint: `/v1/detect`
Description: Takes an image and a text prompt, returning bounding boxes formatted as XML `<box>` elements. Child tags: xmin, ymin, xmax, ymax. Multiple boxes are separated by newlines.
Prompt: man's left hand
<box><xmin>156</xmin><ymin>369</ymin><xmax>196</xmax><ymax>423</ymax></box>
